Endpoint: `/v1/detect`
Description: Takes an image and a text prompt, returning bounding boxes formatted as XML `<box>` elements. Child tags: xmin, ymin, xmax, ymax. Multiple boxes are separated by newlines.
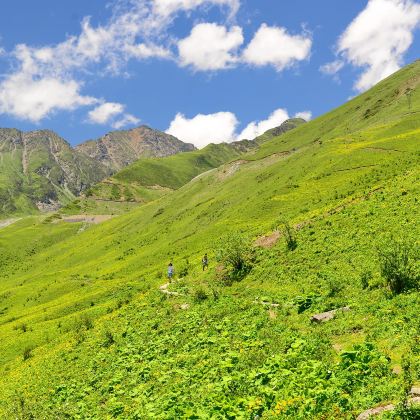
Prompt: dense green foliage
<box><xmin>0</xmin><ymin>61</ymin><xmax>419</xmax><ymax>418</ymax></box>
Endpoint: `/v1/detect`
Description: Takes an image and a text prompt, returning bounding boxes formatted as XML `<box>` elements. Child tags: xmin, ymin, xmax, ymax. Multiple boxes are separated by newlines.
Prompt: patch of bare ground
<box><xmin>59</xmin><ymin>215</ymin><xmax>114</xmax><ymax>224</ymax></box>
<box><xmin>254</xmin><ymin>230</ymin><xmax>281</xmax><ymax>248</ymax></box>
<box><xmin>217</xmin><ymin>160</ymin><xmax>248</xmax><ymax>180</ymax></box>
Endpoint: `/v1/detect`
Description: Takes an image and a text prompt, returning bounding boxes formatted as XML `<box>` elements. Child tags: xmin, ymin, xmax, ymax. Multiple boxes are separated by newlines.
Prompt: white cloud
<box><xmin>87</xmin><ymin>102</ymin><xmax>140</xmax><ymax>129</ymax></box>
<box><xmin>166</xmin><ymin>112</ymin><xmax>238</xmax><ymax>147</ymax></box>
<box><xmin>178</xmin><ymin>23</ymin><xmax>243</xmax><ymax>70</ymax></box>
<box><xmin>88</xmin><ymin>102</ymin><xmax>125</xmax><ymax>124</ymax></box>
<box><xmin>0</xmin><ymin>73</ymin><xmax>96</xmax><ymax>122</ymax></box>
<box><xmin>294</xmin><ymin>111</ymin><xmax>312</xmax><ymax>121</ymax></box>
<box><xmin>167</xmin><ymin>107</ymin><xmax>312</xmax><ymax>146</ymax></box>
<box><xmin>152</xmin><ymin>0</ymin><xmax>240</xmax><ymax>18</ymax></box>
<box><xmin>243</xmin><ymin>24</ymin><xmax>312</xmax><ymax>71</ymax></box>
<box><xmin>319</xmin><ymin>60</ymin><xmax>344</xmax><ymax>75</ymax></box>
<box><xmin>124</xmin><ymin>43</ymin><xmax>171</xmax><ymax>59</ymax></box>
<box><xmin>112</xmin><ymin>114</ymin><xmax>141</xmax><ymax>129</ymax></box>
<box><xmin>332</xmin><ymin>0</ymin><xmax>420</xmax><ymax>91</ymax></box>
<box><xmin>237</xmin><ymin>108</ymin><xmax>290</xmax><ymax>140</ymax></box>
<box><xmin>0</xmin><ymin>4</ymin><xmax>171</xmax><ymax>122</ymax></box>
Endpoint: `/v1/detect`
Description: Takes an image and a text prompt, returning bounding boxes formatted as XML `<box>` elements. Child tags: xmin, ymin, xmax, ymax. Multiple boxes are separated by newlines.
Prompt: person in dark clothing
<box><xmin>202</xmin><ymin>254</ymin><xmax>208</xmax><ymax>271</ymax></box>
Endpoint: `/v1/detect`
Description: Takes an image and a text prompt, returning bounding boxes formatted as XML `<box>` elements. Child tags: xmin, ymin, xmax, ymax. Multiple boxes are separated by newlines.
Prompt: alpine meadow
<box><xmin>0</xmin><ymin>55</ymin><xmax>419</xmax><ymax>419</ymax></box>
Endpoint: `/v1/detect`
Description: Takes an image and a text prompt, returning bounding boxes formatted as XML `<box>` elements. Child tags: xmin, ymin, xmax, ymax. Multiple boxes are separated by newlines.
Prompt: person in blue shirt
<box><xmin>167</xmin><ymin>262</ymin><xmax>174</xmax><ymax>282</ymax></box>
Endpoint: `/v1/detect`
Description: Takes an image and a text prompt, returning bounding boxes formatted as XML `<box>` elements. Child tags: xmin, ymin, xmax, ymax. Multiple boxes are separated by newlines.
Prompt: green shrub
<box><xmin>102</xmin><ymin>330</ymin><xmax>115</xmax><ymax>348</ymax></box>
<box><xmin>22</xmin><ymin>347</ymin><xmax>33</xmax><ymax>361</ymax></box>
<box><xmin>215</xmin><ymin>233</ymin><xmax>254</xmax><ymax>285</ymax></box>
<box><xmin>293</xmin><ymin>293</ymin><xmax>322</xmax><ymax>314</ymax></box>
<box><xmin>193</xmin><ymin>288</ymin><xmax>208</xmax><ymax>302</ymax></box>
<box><xmin>282</xmin><ymin>222</ymin><xmax>297</xmax><ymax>251</ymax></box>
<box><xmin>378</xmin><ymin>239</ymin><xmax>418</xmax><ymax>294</ymax></box>
<box><xmin>360</xmin><ymin>270</ymin><xmax>372</xmax><ymax>290</ymax></box>
<box><xmin>178</xmin><ymin>259</ymin><xmax>190</xmax><ymax>278</ymax></box>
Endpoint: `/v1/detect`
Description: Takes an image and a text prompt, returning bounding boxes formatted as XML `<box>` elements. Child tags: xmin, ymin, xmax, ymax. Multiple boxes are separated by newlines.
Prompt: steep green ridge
<box><xmin>80</xmin><ymin>143</ymin><xmax>244</xmax><ymax>207</ymax></box>
<box><xmin>0</xmin><ymin>129</ymin><xmax>110</xmax><ymax>216</ymax></box>
<box><xmin>71</xmin><ymin>119</ymin><xmax>303</xmax><ymax>213</ymax></box>
<box><xmin>0</xmin><ymin>62</ymin><xmax>419</xmax><ymax>418</ymax></box>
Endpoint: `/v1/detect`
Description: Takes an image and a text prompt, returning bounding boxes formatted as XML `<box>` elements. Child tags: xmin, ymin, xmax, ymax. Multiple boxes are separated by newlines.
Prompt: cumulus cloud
<box><xmin>237</xmin><ymin>108</ymin><xmax>311</xmax><ymax>140</ymax></box>
<box><xmin>167</xmin><ymin>107</ymin><xmax>312</xmax><ymax>147</ymax></box>
<box><xmin>237</xmin><ymin>108</ymin><xmax>289</xmax><ymax>140</ymax></box>
<box><xmin>324</xmin><ymin>0</ymin><xmax>420</xmax><ymax>91</ymax></box>
<box><xmin>166</xmin><ymin>112</ymin><xmax>239</xmax><ymax>147</ymax></box>
<box><xmin>243</xmin><ymin>24</ymin><xmax>312</xmax><ymax>71</ymax></box>
<box><xmin>112</xmin><ymin>114</ymin><xmax>141</xmax><ymax>129</ymax></box>
<box><xmin>88</xmin><ymin>102</ymin><xmax>140</xmax><ymax>129</ymax></box>
<box><xmin>178</xmin><ymin>23</ymin><xmax>243</xmax><ymax>70</ymax></box>
<box><xmin>88</xmin><ymin>102</ymin><xmax>125</xmax><ymax>124</ymax></box>
<box><xmin>294</xmin><ymin>111</ymin><xmax>312</xmax><ymax>121</ymax></box>
<box><xmin>0</xmin><ymin>73</ymin><xmax>96</xmax><ymax>122</ymax></box>
<box><xmin>0</xmin><ymin>2</ymin><xmax>173</xmax><ymax>122</ymax></box>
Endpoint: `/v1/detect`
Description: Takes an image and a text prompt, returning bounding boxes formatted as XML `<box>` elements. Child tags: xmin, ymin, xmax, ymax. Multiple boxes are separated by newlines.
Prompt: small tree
<box><xmin>378</xmin><ymin>239</ymin><xmax>418</xmax><ymax>294</ymax></box>
<box><xmin>215</xmin><ymin>233</ymin><xmax>254</xmax><ymax>285</ymax></box>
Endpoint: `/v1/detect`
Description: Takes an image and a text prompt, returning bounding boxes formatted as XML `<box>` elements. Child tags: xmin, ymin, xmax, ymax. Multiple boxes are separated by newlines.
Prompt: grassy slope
<box><xmin>68</xmin><ymin>143</ymin><xmax>243</xmax><ymax>214</ymax></box>
<box><xmin>0</xmin><ymin>62</ymin><xmax>419</xmax><ymax>418</ymax></box>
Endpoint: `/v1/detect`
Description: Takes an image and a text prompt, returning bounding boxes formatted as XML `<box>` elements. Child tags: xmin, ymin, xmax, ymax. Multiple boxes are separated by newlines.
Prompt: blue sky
<box><xmin>0</xmin><ymin>0</ymin><xmax>419</xmax><ymax>147</ymax></box>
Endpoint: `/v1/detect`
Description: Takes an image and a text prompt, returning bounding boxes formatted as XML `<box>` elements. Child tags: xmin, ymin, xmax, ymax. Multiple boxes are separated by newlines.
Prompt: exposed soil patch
<box><xmin>254</xmin><ymin>230</ymin><xmax>281</xmax><ymax>248</ymax></box>
<box><xmin>217</xmin><ymin>160</ymin><xmax>247</xmax><ymax>180</ymax></box>
<box><xmin>59</xmin><ymin>215</ymin><xmax>114</xmax><ymax>224</ymax></box>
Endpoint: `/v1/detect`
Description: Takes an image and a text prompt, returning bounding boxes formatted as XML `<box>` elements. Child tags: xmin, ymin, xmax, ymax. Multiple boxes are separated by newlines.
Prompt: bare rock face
<box><xmin>76</xmin><ymin>125</ymin><xmax>196</xmax><ymax>171</ymax></box>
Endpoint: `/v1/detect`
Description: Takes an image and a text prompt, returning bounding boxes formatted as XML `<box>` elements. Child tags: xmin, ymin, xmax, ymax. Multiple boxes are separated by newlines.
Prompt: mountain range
<box><xmin>0</xmin><ymin>118</ymin><xmax>304</xmax><ymax>216</ymax></box>
<box><xmin>0</xmin><ymin>126</ymin><xmax>195</xmax><ymax>215</ymax></box>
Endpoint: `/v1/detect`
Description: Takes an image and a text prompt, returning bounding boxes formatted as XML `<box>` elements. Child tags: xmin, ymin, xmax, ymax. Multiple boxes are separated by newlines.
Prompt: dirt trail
<box><xmin>159</xmin><ymin>282</ymin><xmax>183</xmax><ymax>296</ymax></box>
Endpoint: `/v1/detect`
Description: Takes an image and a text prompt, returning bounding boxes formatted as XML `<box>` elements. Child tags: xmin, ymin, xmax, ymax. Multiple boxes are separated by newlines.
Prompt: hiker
<box><xmin>167</xmin><ymin>262</ymin><xmax>174</xmax><ymax>282</ymax></box>
<box><xmin>202</xmin><ymin>254</ymin><xmax>208</xmax><ymax>271</ymax></box>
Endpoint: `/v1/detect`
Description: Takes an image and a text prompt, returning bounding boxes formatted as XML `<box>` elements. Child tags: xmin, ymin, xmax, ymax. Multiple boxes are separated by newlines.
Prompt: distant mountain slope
<box><xmin>75</xmin><ymin>125</ymin><xmax>196</xmax><ymax>171</ymax></box>
<box><xmin>67</xmin><ymin>119</ymin><xmax>304</xmax><ymax>213</ymax></box>
<box><xmin>0</xmin><ymin>129</ymin><xmax>110</xmax><ymax>215</ymax></box>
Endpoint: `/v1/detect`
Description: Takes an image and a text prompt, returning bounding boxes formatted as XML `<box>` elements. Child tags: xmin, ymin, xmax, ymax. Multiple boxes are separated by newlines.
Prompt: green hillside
<box><xmin>0</xmin><ymin>61</ymin><xmax>419</xmax><ymax>419</ymax></box>
<box><xmin>68</xmin><ymin>119</ymin><xmax>303</xmax><ymax>215</ymax></box>
<box><xmin>79</xmin><ymin>143</ymin><xmax>243</xmax><ymax>208</ymax></box>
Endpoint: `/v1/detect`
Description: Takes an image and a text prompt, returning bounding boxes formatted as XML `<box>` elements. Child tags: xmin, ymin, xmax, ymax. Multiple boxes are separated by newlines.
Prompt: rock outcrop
<box><xmin>76</xmin><ymin>125</ymin><xmax>196</xmax><ymax>171</ymax></box>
